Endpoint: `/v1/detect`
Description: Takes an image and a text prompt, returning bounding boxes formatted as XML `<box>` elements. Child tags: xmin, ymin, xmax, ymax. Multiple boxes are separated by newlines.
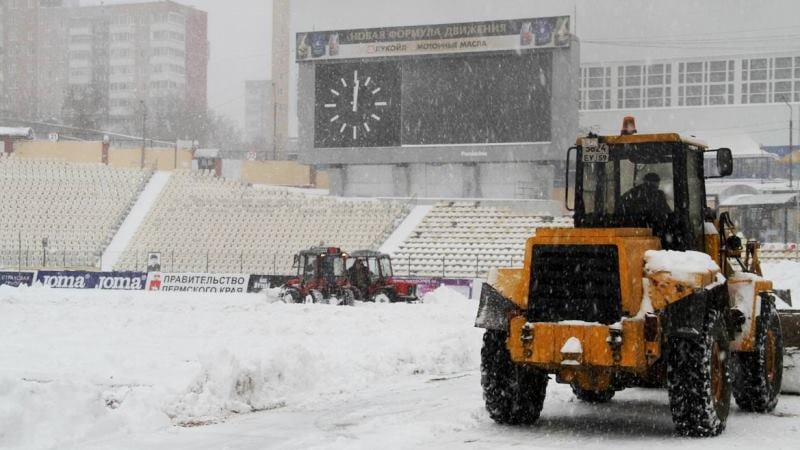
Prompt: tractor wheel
<box><xmin>732</xmin><ymin>298</ymin><xmax>783</xmax><ymax>412</ymax></box>
<box><xmin>341</xmin><ymin>288</ymin><xmax>356</xmax><ymax>307</ymax></box>
<box><xmin>305</xmin><ymin>289</ymin><xmax>323</xmax><ymax>304</ymax></box>
<box><xmin>571</xmin><ymin>384</ymin><xmax>615</xmax><ymax>403</ymax></box>
<box><xmin>481</xmin><ymin>330</ymin><xmax>548</xmax><ymax>425</ymax></box>
<box><xmin>280</xmin><ymin>288</ymin><xmax>300</xmax><ymax>304</ymax></box>
<box><xmin>372</xmin><ymin>290</ymin><xmax>392</xmax><ymax>304</ymax></box>
<box><xmin>667</xmin><ymin>310</ymin><xmax>731</xmax><ymax>437</ymax></box>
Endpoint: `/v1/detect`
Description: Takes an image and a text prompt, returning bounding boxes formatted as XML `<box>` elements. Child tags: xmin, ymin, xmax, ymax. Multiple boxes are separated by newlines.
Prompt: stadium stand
<box><xmin>759</xmin><ymin>242</ymin><xmax>800</xmax><ymax>262</ymax></box>
<box><xmin>0</xmin><ymin>154</ymin><xmax>151</xmax><ymax>269</ymax></box>
<box><xmin>391</xmin><ymin>201</ymin><xmax>573</xmax><ymax>278</ymax></box>
<box><xmin>113</xmin><ymin>169</ymin><xmax>408</xmax><ymax>274</ymax></box>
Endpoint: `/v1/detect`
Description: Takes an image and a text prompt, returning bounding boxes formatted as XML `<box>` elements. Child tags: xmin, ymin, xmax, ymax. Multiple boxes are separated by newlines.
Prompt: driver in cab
<box><xmin>617</xmin><ymin>172</ymin><xmax>671</xmax><ymax>222</ymax></box>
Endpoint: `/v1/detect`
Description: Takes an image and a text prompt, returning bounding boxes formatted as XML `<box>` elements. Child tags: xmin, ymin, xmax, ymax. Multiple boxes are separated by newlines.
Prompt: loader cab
<box><xmin>570</xmin><ymin>120</ymin><xmax>732</xmax><ymax>252</ymax></box>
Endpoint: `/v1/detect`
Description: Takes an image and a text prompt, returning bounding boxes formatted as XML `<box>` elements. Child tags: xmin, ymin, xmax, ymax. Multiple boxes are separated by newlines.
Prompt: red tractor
<box><xmin>347</xmin><ymin>250</ymin><xmax>419</xmax><ymax>303</ymax></box>
<box><xmin>280</xmin><ymin>247</ymin><xmax>358</xmax><ymax>306</ymax></box>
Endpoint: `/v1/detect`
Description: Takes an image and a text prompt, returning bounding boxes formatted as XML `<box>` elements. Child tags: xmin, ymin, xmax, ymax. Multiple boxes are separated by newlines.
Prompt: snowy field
<box><xmin>1</xmin><ymin>262</ymin><xmax>799</xmax><ymax>449</ymax></box>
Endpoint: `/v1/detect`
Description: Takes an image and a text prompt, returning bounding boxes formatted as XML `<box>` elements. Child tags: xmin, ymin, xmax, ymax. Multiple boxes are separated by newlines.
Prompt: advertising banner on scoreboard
<box><xmin>297</xmin><ymin>16</ymin><xmax>570</xmax><ymax>61</ymax></box>
<box><xmin>0</xmin><ymin>271</ymin><xmax>37</xmax><ymax>287</ymax></box>
<box><xmin>35</xmin><ymin>271</ymin><xmax>147</xmax><ymax>290</ymax></box>
<box><xmin>146</xmin><ymin>273</ymin><xmax>249</xmax><ymax>293</ymax></box>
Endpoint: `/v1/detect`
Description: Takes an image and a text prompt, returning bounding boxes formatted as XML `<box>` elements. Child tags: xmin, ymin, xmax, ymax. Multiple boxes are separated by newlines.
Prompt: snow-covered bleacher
<box><xmin>114</xmin><ymin>170</ymin><xmax>408</xmax><ymax>274</ymax></box>
<box><xmin>0</xmin><ymin>154</ymin><xmax>151</xmax><ymax>269</ymax></box>
<box><xmin>759</xmin><ymin>242</ymin><xmax>800</xmax><ymax>262</ymax></box>
<box><xmin>392</xmin><ymin>201</ymin><xmax>572</xmax><ymax>278</ymax></box>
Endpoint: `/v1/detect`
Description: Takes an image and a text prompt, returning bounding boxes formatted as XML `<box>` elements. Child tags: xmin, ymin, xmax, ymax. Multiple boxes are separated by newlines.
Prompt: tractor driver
<box><xmin>617</xmin><ymin>172</ymin><xmax>672</xmax><ymax>233</ymax></box>
<box><xmin>348</xmin><ymin>259</ymin><xmax>371</xmax><ymax>299</ymax></box>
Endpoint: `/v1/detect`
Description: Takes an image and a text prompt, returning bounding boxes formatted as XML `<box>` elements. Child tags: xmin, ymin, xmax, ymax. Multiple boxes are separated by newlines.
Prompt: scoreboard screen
<box><xmin>314</xmin><ymin>52</ymin><xmax>553</xmax><ymax>148</ymax></box>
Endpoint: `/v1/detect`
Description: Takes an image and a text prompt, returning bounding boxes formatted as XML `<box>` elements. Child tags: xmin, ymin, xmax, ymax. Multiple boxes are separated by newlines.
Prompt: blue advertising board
<box><xmin>0</xmin><ymin>271</ymin><xmax>37</xmax><ymax>287</ymax></box>
<box><xmin>35</xmin><ymin>271</ymin><xmax>147</xmax><ymax>290</ymax></box>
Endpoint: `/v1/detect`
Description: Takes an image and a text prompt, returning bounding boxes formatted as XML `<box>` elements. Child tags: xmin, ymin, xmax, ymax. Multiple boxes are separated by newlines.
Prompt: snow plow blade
<box><xmin>779</xmin><ymin>309</ymin><xmax>800</xmax><ymax>349</ymax></box>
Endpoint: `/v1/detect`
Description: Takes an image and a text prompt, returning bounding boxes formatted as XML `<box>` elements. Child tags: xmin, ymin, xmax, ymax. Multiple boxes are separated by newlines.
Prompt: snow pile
<box><xmin>762</xmin><ymin>260</ymin><xmax>800</xmax><ymax>308</ymax></box>
<box><xmin>0</xmin><ymin>285</ymin><xmax>481</xmax><ymax>448</ymax></box>
<box><xmin>644</xmin><ymin>249</ymin><xmax>721</xmax><ymax>283</ymax></box>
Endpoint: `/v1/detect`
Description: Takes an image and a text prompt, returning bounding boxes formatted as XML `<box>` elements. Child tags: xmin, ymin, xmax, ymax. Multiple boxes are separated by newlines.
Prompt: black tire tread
<box><xmin>732</xmin><ymin>299</ymin><xmax>783</xmax><ymax>412</ymax></box>
<box><xmin>667</xmin><ymin>310</ymin><xmax>731</xmax><ymax>437</ymax></box>
<box><xmin>481</xmin><ymin>330</ymin><xmax>548</xmax><ymax>425</ymax></box>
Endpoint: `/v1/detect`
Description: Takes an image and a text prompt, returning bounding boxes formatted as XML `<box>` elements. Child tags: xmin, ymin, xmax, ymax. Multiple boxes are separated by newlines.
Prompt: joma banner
<box><xmin>146</xmin><ymin>273</ymin><xmax>248</xmax><ymax>293</ymax></box>
<box><xmin>36</xmin><ymin>271</ymin><xmax>147</xmax><ymax>290</ymax></box>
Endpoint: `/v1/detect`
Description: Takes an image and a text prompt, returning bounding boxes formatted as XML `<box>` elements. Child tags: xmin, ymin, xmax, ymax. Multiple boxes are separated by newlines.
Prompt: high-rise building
<box><xmin>244</xmin><ymin>80</ymin><xmax>275</xmax><ymax>157</ymax></box>
<box><xmin>0</xmin><ymin>0</ymin><xmax>207</xmax><ymax>136</ymax></box>
<box><xmin>271</xmin><ymin>0</ymin><xmax>290</xmax><ymax>159</ymax></box>
<box><xmin>0</xmin><ymin>0</ymin><xmax>79</xmax><ymax>120</ymax></box>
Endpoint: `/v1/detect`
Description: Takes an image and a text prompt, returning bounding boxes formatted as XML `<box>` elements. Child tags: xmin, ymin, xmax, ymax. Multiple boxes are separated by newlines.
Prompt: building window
<box><xmin>644</xmin><ymin>63</ymin><xmax>671</xmax><ymax>107</ymax></box>
<box><xmin>617</xmin><ymin>65</ymin><xmax>643</xmax><ymax>109</ymax></box>
<box><xmin>579</xmin><ymin>66</ymin><xmax>611</xmax><ymax>110</ymax></box>
<box><xmin>678</xmin><ymin>59</ymin><xmax>733</xmax><ymax>106</ymax></box>
<box><xmin>742</xmin><ymin>58</ymin><xmax>769</xmax><ymax>104</ymax></box>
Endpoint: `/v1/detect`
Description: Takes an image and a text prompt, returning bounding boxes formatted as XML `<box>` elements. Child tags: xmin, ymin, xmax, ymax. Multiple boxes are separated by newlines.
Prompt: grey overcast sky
<box><xmin>85</xmin><ymin>0</ymin><xmax>800</xmax><ymax>135</ymax></box>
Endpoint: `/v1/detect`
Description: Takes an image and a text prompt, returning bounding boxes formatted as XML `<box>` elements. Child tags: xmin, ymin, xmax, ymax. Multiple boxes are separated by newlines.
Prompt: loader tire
<box><xmin>667</xmin><ymin>310</ymin><xmax>731</xmax><ymax>437</ymax></box>
<box><xmin>571</xmin><ymin>384</ymin><xmax>615</xmax><ymax>403</ymax></box>
<box><xmin>481</xmin><ymin>330</ymin><xmax>548</xmax><ymax>425</ymax></box>
<box><xmin>732</xmin><ymin>299</ymin><xmax>783</xmax><ymax>412</ymax></box>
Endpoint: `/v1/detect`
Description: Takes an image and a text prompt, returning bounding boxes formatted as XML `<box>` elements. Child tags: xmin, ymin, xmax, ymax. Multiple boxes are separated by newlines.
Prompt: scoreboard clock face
<box><xmin>314</xmin><ymin>62</ymin><xmax>401</xmax><ymax>148</ymax></box>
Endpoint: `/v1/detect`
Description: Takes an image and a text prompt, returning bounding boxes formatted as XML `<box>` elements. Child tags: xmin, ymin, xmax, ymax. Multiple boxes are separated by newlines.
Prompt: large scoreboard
<box><xmin>295</xmin><ymin>16</ymin><xmax>579</xmax><ymax>198</ymax></box>
<box><xmin>301</xmin><ymin>17</ymin><xmax>569</xmax><ymax>150</ymax></box>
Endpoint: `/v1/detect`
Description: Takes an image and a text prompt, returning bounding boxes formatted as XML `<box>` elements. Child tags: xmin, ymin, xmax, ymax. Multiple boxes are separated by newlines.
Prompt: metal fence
<box><xmin>3</xmin><ymin>245</ymin><xmax>795</xmax><ymax>278</ymax></box>
<box><xmin>0</xmin><ymin>246</ymin><xmax>528</xmax><ymax>278</ymax></box>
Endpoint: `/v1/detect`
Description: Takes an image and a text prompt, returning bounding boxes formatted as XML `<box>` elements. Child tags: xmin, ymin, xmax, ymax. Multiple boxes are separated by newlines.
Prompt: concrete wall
<box><xmin>13</xmin><ymin>140</ymin><xmax>194</xmax><ymax>170</ymax></box>
<box><xmin>15</xmin><ymin>141</ymin><xmax>103</xmax><ymax>163</ymax></box>
<box><xmin>108</xmin><ymin>147</ymin><xmax>194</xmax><ymax>170</ymax></box>
<box><xmin>240</xmin><ymin>160</ymin><xmax>327</xmax><ymax>187</ymax></box>
<box><xmin>343</xmin><ymin>165</ymin><xmax>395</xmax><ymax>197</ymax></box>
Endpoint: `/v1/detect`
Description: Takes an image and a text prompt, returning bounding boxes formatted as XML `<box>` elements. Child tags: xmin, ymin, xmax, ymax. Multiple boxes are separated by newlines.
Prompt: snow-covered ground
<box><xmin>0</xmin><ymin>285</ymin><xmax>481</xmax><ymax>449</ymax></box>
<box><xmin>2</xmin><ymin>262</ymin><xmax>800</xmax><ymax>449</ymax></box>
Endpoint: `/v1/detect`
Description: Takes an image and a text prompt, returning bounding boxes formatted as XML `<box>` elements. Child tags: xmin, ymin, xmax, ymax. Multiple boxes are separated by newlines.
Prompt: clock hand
<box><xmin>352</xmin><ymin>78</ymin><xmax>360</xmax><ymax>112</ymax></box>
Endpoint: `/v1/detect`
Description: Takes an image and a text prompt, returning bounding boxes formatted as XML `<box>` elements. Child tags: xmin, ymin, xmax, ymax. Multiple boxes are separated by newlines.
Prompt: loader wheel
<box><xmin>481</xmin><ymin>330</ymin><xmax>548</xmax><ymax>425</ymax></box>
<box><xmin>732</xmin><ymin>299</ymin><xmax>783</xmax><ymax>412</ymax></box>
<box><xmin>571</xmin><ymin>384</ymin><xmax>615</xmax><ymax>403</ymax></box>
<box><xmin>667</xmin><ymin>310</ymin><xmax>731</xmax><ymax>437</ymax></box>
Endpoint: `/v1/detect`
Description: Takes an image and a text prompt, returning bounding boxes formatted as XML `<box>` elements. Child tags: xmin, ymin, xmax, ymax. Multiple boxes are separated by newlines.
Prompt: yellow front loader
<box><xmin>475</xmin><ymin>117</ymin><xmax>784</xmax><ymax>437</ymax></box>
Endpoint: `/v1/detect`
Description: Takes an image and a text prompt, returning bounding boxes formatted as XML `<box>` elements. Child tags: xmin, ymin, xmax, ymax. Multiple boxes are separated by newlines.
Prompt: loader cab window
<box><xmin>577</xmin><ymin>142</ymin><xmax>695</xmax><ymax>250</ymax></box>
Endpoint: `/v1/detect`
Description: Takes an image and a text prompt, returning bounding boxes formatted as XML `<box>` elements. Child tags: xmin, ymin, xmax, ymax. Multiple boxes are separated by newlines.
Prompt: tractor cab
<box><xmin>295</xmin><ymin>246</ymin><xmax>348</xmax><ymax>284</ymax></box>
<box><xmin>569</xmin><ymin>116</ymin><xmax>733</xmax><ymax>251</ymax></box>
<box><xmin>282</xmin><ymin>246</ymin><xmax>355</xmax><ymax>305</ymax></box>
<box><xmin>347</xmin><ymin>250</ymin><xmax>419</xmax><ymax>303</ymax></box>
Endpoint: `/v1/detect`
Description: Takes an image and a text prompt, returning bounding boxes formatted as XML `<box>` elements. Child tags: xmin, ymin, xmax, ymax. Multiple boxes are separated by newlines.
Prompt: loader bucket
<box><xmin>779</xmin><ymin>310</ymin><xmax>800</xmax><ymax>349</ymax></box>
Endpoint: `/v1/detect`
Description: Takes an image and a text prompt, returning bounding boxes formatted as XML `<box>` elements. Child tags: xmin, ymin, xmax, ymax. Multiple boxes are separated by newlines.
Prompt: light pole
<box><xmin>272</xmin><ymin>81</ymin><xmax>278</xmax><ymax>160</ymax></box>
<box><xmin>140</xmin><ymin>100</ymin><xmax>147</xmax><ymax>169</ymax></box>
<box><xmin>784</xmin><ymin>99</ymin><xmax>793</xmax><ymax>189</ymax></box>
